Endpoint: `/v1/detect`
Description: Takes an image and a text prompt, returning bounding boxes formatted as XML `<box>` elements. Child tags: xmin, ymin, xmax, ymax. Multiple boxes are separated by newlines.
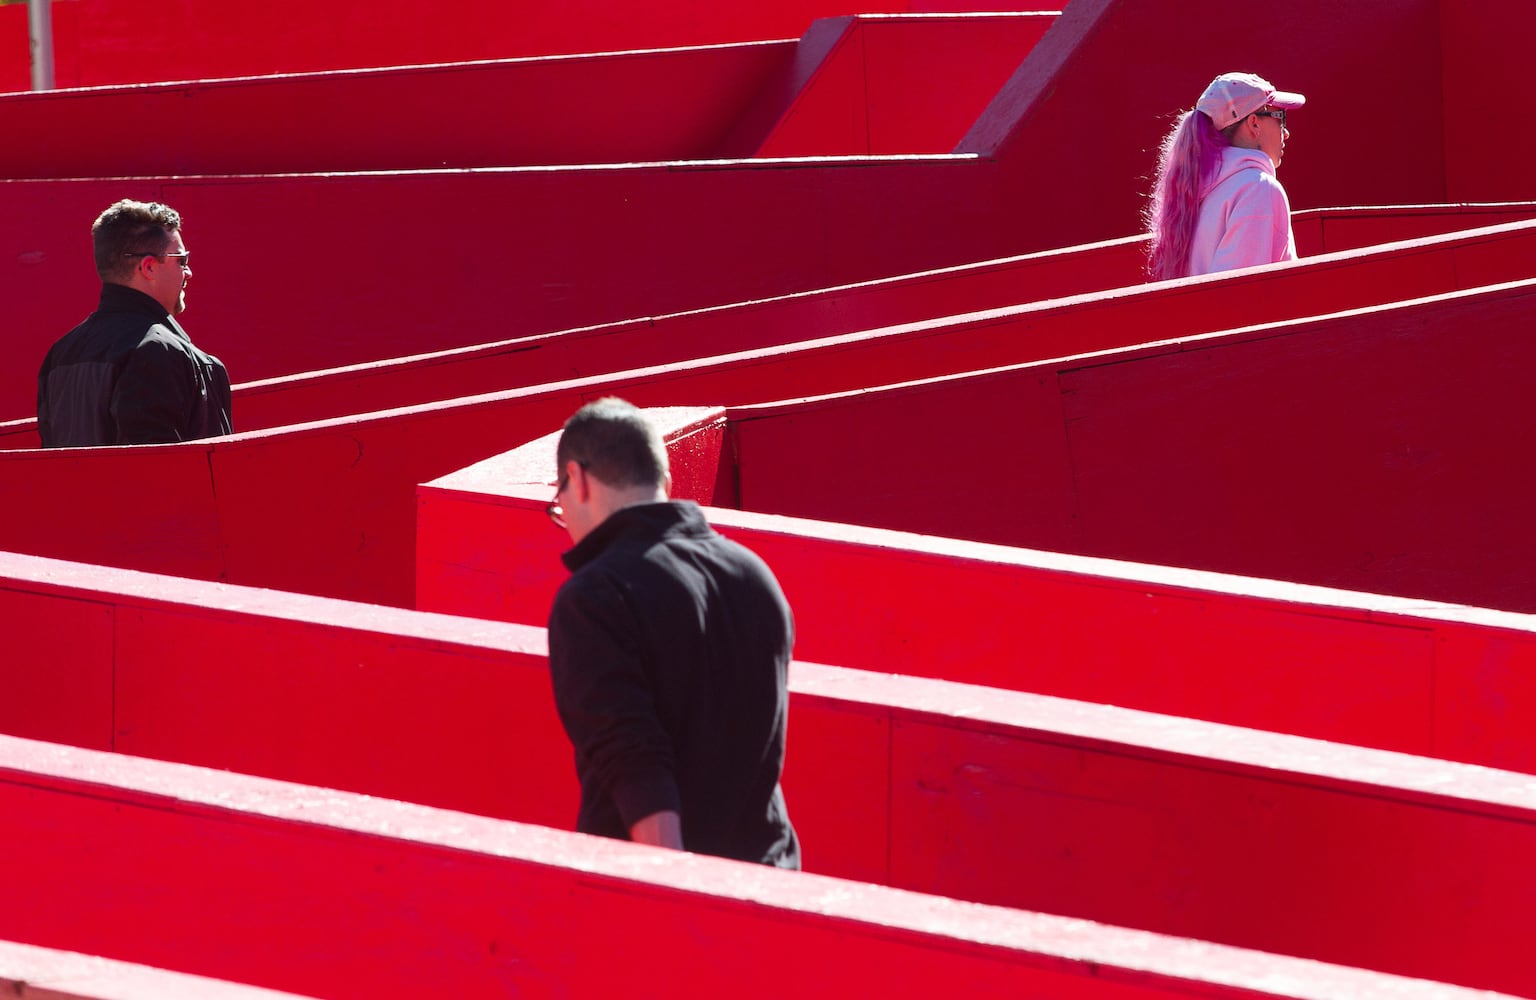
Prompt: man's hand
<box><xmin>629</xmin><ymin>810</ymin><xmax>684</xmax><ymax>850</ymax></box>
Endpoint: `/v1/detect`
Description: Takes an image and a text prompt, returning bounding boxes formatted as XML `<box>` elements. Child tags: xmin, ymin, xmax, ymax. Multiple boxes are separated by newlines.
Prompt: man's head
<box><xmin>92</xmin><ymin>200</ymin><xmax>192</xmax><ymax>316</ymax></box>
<box><xmin>551</xmin><ymin>397</ymin><xmax>671</xmax><ymax>543</ymax></box>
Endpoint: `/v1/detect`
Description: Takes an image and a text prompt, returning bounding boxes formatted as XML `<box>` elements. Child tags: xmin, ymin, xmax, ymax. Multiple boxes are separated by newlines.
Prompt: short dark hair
<box><xmin>92</xmin><ymin>199</ymin><xmax>182</xmax><ymax>282</ymax></box>
<box><xmin>556</xmin><ymin>397</ymin><xmax>668</xmax><ymax>489</ymax></box>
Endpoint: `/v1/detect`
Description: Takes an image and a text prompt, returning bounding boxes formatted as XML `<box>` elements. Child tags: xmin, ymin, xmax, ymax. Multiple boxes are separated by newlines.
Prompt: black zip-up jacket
<box><xmin>548</xmin><ymin>501</ymin><xmax>800</xmax><ymax>868</ymax></box>
<box><xmin>37</xmin><ymin>283</ymin><xmax>232</xmax><ymax>447</ymax></box>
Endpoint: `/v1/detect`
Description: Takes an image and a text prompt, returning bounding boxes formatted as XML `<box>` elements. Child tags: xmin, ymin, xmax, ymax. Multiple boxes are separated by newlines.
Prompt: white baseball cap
<box><xmin>1196</xmin><ymin>72</ymin><xmax>1306</xmax><ymax>128</ymax></box>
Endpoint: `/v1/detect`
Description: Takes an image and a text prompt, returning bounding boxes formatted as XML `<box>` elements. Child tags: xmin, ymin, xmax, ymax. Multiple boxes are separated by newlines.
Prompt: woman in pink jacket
<box><xmin>1144</xmin><ymin>72</ymin><xmax>1306</xmax><ymax>280</ymax></box>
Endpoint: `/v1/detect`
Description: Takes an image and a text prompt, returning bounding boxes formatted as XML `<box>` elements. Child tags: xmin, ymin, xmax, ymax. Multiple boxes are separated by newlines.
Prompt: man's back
<box><xmin>548</xmin><ymin>501</ymin><xmax>799</xmax><ymax>868</ymax></box>
<box><xmin>38</xmin><ymin>283</ymin><xmax>231</xmax><ymax>447</ymax></box>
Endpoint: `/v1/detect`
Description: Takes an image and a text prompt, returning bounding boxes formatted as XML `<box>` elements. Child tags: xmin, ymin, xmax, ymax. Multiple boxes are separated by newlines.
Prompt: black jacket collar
<box><xmin>98</xmin><ymin>282</ymin><xmax>170</xmax><ymax>318</ymax></box>
<box><xmin>561</xmin><ymin>501</ymin><xmax>708</xmax><ymax>572</ymax></box>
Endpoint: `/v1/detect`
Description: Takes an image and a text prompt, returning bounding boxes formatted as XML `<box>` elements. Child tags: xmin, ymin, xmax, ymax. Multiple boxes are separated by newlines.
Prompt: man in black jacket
<box><xmin>37</xmin><ymin>199</ymin><xmax>231</xmax><ymax>447</ymax></box>
<box><xmin>545</xmin><ymin>398</ymin><xmax>800</xmax><ymax>868</ymax></box>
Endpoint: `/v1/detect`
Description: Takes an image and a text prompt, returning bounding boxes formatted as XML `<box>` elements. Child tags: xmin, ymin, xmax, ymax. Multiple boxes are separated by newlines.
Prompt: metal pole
<box><xmin>28</xmin><ymin>0</ymin><xmax>54</xmax><ymax>92</ymax></box>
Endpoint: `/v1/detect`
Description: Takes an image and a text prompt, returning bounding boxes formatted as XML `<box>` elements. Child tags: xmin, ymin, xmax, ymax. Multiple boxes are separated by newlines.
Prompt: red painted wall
<box><xmin>0</xmin><ymin>43</ymin><xmax>796</xmax><ymax>175</ymax></box>
<box><xmin>3</xmin><ymin>556</ymin><xmax>1536</xmax><ymax>994</ymax></box>
<box><xmin>0</xmin><ymin>0</ymin><xmax>1531</xmax><ymax>418</ymax></box>
<box><xmin>225</xmin><ymin>202</ymin><xmax>1536</xmax><ymax>433</ymax></box>
<box><xmin>418</xmin><ymin>425</ymin><xmax>1536</xmax><ymax>776</ymax></box>
<box><xmin>727</xmin><ymin>280</ymin><xmax>1536</xmax><ymax>613</ymax></box>
<box><xmin>1</xmin><ymin>736</ymin><xmax>1485</xmax><ymax>1000</ymax></box>
<box><xmin>229</xmin><ymin>233</ymin><xmax>1150</xmax><ymax>433</ymax></box>
<box><xmin>1440</xmin><ymin>0</ymin><xmax>1536</xmax><ymax>201</ymax></box>
<box><xmin>4</xmin><ymin>222</ymin><xmax>1534</xmax><ymax>607</ymax></box>
<box><xmin>2</xmin><ymin>5</ymin><xmax>1531</xmax><ymax>422</ymax></box>
<box><xmin>962</xmin><ymin>0</ymin><xmax>1462</xmax><ymax>244</ymax></box>
<box><xmin>0</xmin><ymin>940</ymin><xmax>311</xmax><ymax>999</ymax></box>
<box><xmin>0</xmin><ymin>0</ymin><xmax>1036</xmax><ymax>91</ymax></box>
<box><xmin>0</xmin><ymin>14</ymin><xmax>1046</xmax><ymax>175</ymax></box>
<box><xmin>1292</xmin><ymin>203</ymin><xmax>1536</xmax><ymax>257</ymax></box>
<box><xmin>0</xmin><ymin>160</ymin><xmax>1002</xmax><ymax>423</ymax></box>
<box><xmin>3</xmin><ymin>202</ymin><xmax>1528</xmax><ymax>432</ymax></box>
<box><xmin>0</xmin><ymin>444</ymin><xmax>224</xmax><ymax>583</ymax></box>
<box><xmin>746</xmin><ymin>15</ymin><xmax>1052</xmax><ymax>156</ymax></box>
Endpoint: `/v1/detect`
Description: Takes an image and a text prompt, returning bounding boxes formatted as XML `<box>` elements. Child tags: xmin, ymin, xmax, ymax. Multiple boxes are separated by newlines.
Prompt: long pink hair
<box><xmin>1144</xmin><ymin>110</ymin><xmax>1230</xmax><ymax>281</ymax></box>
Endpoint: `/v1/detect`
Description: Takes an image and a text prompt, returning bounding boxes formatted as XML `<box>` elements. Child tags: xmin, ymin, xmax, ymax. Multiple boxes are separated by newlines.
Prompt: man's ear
<box><xmin>662</xmin><ymin>471</ymin><xmax>673</xmax><ymax>499</ymax></box>
<box><xmin>571</xmin><ymin>460</ymin><xmax>592</xmax><ymax>502</ymax></box>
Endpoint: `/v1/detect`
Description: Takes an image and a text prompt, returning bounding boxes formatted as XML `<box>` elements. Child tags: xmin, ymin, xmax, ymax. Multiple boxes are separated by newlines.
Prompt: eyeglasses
<box><xmin>547</xmin><ymin>462</ymin><xmax>589</xmax><ymax>529</ymax></box>
<box><xmin>123</xmin><ymin>250</ymin><xmax>191</xmax><ymax>269</ymax></box>
<box><xmin>546</xmin><ymin>474</ymin><xmax>571</xmax><ymax>529</ymax></box>
<box><xmin>1253</xmin><ymin>109</ymin><xmax>1287</xmax><ymax>129</ymax></box>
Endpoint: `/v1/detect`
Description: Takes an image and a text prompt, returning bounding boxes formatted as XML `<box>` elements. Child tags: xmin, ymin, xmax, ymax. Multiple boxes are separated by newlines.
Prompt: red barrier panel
<box><xmin>1290</xmin><ymin>202</ymin><xmax>1536</xmax><ymax>257</ymax></box>
<box><xmin>0</xmin><ymin>444</ymin><xmax>223</xmax><ymax>582</ymax></box>
<box><xmin>0</xmin><ymin>44</ymin><xmax>795</xmax><ymax>176</ymax></box>
<box><xmin>722</xmin><ymin>280</ymin><xmax>1536</xmax><ymax>613</ymax></box>
<box><xmin>0</xmin><ymin>15</ymin><xmax>1048</xmax><ymax>173</ymax></box>
<box><xmin>2</xmin><ymin>203</ymin><xmax>1528</xmax><ymax>432</ymax></box>
<box><xmin>0</xmin><ymin>555</ymin><xmax>567</xmax><ymax>824</ymax></box>
<box><xmin>738</xmin><ymin>14</ymin><xmax>1052</xmax><ymax>156</ymax></box>
<box><xmin>0</xmin><ymin>0</ymin><xmax>1036</xmax><ymax>91</ymax></box>
<box><xmin>228</xmin><ymin>233</ymin><xmax>1150</xmax><ymax>432</ymax></box>
<box><xmin>2</xmin><ymin>735</ymin><xmax>1503</xmax><ymax>1000</ymax></box>
<box><xmin>0</xmin><ymin>31</ymin><xmax>1531</xmax><ymax>419</ymax></box>
<box><xmin>226</xmin><ymin>202</ymin><xmax>1536</xmax><ymax>432</ymax></box>
<box><xmin>1441</xmin><ymin>0</ymin><xmax>1536</xmax><ymax>201</ymax></box>
<box><xmin>958</xmin><ymin>0</ymin><xmax>1533</xmax><ymax>246</ymax></box>
<box><xmin>5</xmin><ymin>550</ymin><xmax>1536</xmax><ymax>993</ymax></box>
<box><xmin>417</xmin><ymin>419</ymin><xmax>1536</xmax><ymax>776</ymax></box>
<box><xmin>0</xmin><ymin>159</ymin><xmax>1004</xmax><ymax>421</ymax></box>
<box><xmin>424</xmin><ymin>400</ymin><xmax>1536</xmax><ymax>772</ymax></box>
<box><xmin>0</xmin><ymin>4</ymin><xmax>1526</xmax><ymax>422</ymax></box>
<box><xmin>0</xmin><ymin>940</ymin><xmax>313</xmax><ymax>999</ymax></box>
<box><xmin>5</xmin><ymin>223</ymin><xmax>1536</xmax><ymax>607</ymax></box>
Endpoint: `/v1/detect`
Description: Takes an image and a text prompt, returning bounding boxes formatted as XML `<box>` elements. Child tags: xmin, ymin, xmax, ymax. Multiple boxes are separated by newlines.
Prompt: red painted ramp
<box><xmin>0</xmin><ymin>42</ymin><xmax>798</xmax><ymax>174</ymax></box>
<box><xmin>4</xmin><ymin>553</ymin><xmax>1536</xmax><ymax>992</ymax></box>
<box><xmin>416</xmin><ymin>407</ymin><xmax>1536</xmax><ymax>777</ymax></box>
<box><xmin>0</xmin><ymin>0</ymin><xmax>1041</xmax><ymax>90</ymax></box>
<box><xmin>0</xmin><ymin>15</ymin><xmax>1049</xmax><ymax>175</ymax></box>
<box><xmin>0</xmin><ymin>734</ymin><xmax>1499</xmax><ymax>999</ymax></box>
<box><xmin>0</xmin><ymin>940</ymin><xmax>314</xmax><ymax>999</ymax></box>
<box><xmin>8</xmin><ymin>5</ymin><xmax>1536</xmax><ymax>413</ymax></box>
<box><xmin>2</xmin><ymin>220</ymin><xmax>1533</xmax><ymax>609</ymax></box>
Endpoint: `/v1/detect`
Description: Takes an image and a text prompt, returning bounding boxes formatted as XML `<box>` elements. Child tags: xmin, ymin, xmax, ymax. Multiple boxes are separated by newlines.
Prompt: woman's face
<box><xmin>1255</xmin><ymin>106</ymin><xmax>1289</xmax><ymax>168</ymax></box>
<box><xmin>1230</xmin><ymin>106</ymin><xmax>1289</xmax><ymax>168</ymax></box>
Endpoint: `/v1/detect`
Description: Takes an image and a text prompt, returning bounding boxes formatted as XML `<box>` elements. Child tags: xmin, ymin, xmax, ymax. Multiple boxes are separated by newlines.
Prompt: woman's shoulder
<box><xmin>1209</xmin><ymin>149</ymin><xmax>1282</xmax><ymax>195</ymax></box>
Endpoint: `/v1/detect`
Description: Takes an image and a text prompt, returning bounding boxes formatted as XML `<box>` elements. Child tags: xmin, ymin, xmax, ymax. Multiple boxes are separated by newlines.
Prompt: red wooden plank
<box><xmin>0</xmin><ymin>43</ymin><xmax>796</xmax><ymax>176</ymax></box>
<box><xmin>961</xmin><ymin>0</ymin><xmax>1459</xmax><ymax>239</ymax></box>
<box><xmin>0</xmin><ymin>590</ymin><xmax>113</xmax><ymax>750</ymax></box>
<box><xmin>415</xmin><ymin>410</ymin><xmax>1536</xmax><ymax>775</ymax></box>
<box><xmin>753</xmin><ymin>18</ymin><xmax>868</xmax><ymax>157</ymax></box>
<box><xmin>860</xmin><ymin>15</ymin><xmax>1052</xmax><ymax>154</ymax></box>
<box><xmin>0</xmin><ymin>446</ymin><xmax>225</xmax><ymax>581</ymax></box>
<box><xmin>0</xmin><ymin>733</ymin><xmax>1491</xmax><ymax>1000</ymax></box>
<box><xmin>750</xmin><ymin>15</ymin><xmax>1052</xmax><ymax>156</ymax></box>
<box><xmin>5</xmin><ymin>553</ymin><xmax>1536</xmax><ymax>990</ymax></box>
<box><xmin>0</xmin><ymin>0</ymin><xmax>1038</xmax><ymax>90</ymax></box>
<box><xmin>6</xmin><ymin>227</ymin><xmax>1536</xmax><ymax>607</ymax></box>
<box><xmin>1440</xmin><ymin>0</ymin><xmax>1535</xmax><ymax>201</ymax></box>
<box><xmin>0</xmin><ymin>940</ymin><xmax>313</xmax><ymax>999</ymax></box>
<box><xmin>881</xmin><ymin>698</ymin><xmax>1534</xmax><ymax>991</ymax></box>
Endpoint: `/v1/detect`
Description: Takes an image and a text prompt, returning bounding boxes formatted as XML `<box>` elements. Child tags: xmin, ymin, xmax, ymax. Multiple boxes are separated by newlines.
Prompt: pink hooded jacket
<box><xmin>1186</xmin><ymin>145</ymin><xmax>1297</xmax><ymax>276</ymax></box>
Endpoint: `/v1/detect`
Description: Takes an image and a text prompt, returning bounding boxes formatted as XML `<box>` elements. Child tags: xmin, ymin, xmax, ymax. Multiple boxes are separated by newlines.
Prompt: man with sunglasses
<box><xmin>37</xmin><ymin>199</ymin><xmax>231</xmax><ymax>447</ymax></box>
<box><xmin>545</xmin><ymin>397</ymin><xmax>800</xmax><ymax>868</ymax></box>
